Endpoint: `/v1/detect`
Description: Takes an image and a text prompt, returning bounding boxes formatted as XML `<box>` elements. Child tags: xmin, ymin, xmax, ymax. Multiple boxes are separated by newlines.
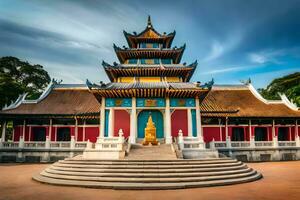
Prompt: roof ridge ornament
<box><xmin>147</xmin><ymin>15</ymin><xmax>152</xmax><ymax>28</ymax></box>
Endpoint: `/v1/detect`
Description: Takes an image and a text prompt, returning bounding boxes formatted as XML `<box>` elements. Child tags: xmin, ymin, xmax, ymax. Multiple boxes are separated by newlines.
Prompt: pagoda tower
<box><xmin>87</xmin><ymin>16</ymin><xmax>205</xmax><ymax>144</ymax></box>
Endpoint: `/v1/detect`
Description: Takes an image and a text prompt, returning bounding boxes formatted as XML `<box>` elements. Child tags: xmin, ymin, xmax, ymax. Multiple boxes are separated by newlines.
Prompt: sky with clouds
<box><xmin>0</xmin><ymin>0</ymin><xmax>300</xmax><ymax>88</ymax></box>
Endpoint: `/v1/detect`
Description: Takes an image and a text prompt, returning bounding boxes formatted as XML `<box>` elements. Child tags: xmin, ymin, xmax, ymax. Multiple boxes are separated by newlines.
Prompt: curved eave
<box><xmin>114</xmin><ymin>45</ymin><xmax>185</xmax><ymax>64</ymax></box>
<box><xmin>0</xmin><ymin>112</ymin><xmax>100</xmax><ymax>119</ymax></box>
<box><xmin>123</xmin><ymin>30</ymin><xmax>176</xmax><ymax>48</ymax></box>
<box><xmin>102</xmin><ymin>60</ymin><xmax>197</xmax><ymax>82</ymax></box>
<box><xmin>90</xmin><ymin>88</ymin><xmax>206</xmax><ymax>98</ymax></box>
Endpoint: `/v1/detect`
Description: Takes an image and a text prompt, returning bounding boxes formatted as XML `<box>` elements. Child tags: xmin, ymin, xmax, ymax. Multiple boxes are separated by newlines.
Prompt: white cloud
<box><xmin>248</xmin><ymin>49</ymin><xmax>288</xmax><ymax>64</ymax></box>
<box><xmin>248</xmin><ymin>53</ymin><xmax>267</xmax><ymax>64</ymax></box>
<box><xmin>204</xmin><ymin>40</ymin><xmax>224</xmax><ymax>61</ymax></box>
<box><xmin>201</xmin><ymin>66</ymin><xmax>245</xmax><ymax>75</ymax></box>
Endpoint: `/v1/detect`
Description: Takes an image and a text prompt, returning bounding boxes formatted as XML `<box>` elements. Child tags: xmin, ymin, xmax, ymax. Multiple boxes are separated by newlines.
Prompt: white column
<box><xmin>195</xmin><ymin>97</ymin><xmax>203</xmax><ymax>140</ymax></box>
<box><xmin>108</xmin><ymin>108</ymin><xmax>114</xmax><ymax>137</ymax></box>
<box><xmin>218</xmin><ymin>118</ymin><xmax>222</xmax><ymax>141</ymax></box>
<box><xmin>272</xmin><ymin>119</ymin><xmax>276</xmax><ymax>138</ymax></box>
<box><xmin>54</xmin><ymin>126</ymin><xmax>57</xmax><ymax>141</ymax></box>
<box><xmin>296</xmin><ymin>120</ymin><xmax>299</xmax><ymax>138</ymax></box>
<box><xmin>28</xmin><ymin>126</ymin><xmax>32</xmax><ymax>141</ymax></box>
<box><xmin>49</xmin><ymin>119</ymin><xmax>52</xmax><ymax>141</ymax></box>
<box><xmin>187</xmin><ymin>108</ymin><xmax>193</xmax><ymax>137</ymax></box>
<box><xmin>1</xmin><ymin>121</ymin><xmax>6</xmax><ymax>142</ymax></box>
<box><xmin>225</xmin><ymin>117</ymin><xmax>228</xmax><ymax>138</ymax></box>
<box><xmin>22</xmin><ymin>120</ymin><xmax>26</xmax><ymax>139</ymax></box>
<box><xmin>83</xmin><ymin>120</ymin><xmax>86</xmax><ymax>141</ymax></box>
<box><xmin>75</xmin><ymin>117</ymin><xmax>78</xmax><ymax>141</ymax></box>
<box><xmin>295</xmin><ymin>120</ymin><xmax>300</xmax><ymax>147</ymax></box>
<box><xmin>249</xmin><ymin>119</ymin><xmax>255</xmax><ymax>148</ymax></box>
<box><xmin>129</xmin><ymin>97</ymin><xmax>137</xmax><ymax>144</ymax></box>
<box><xmin>165</xmin><ymin>97</ymin><xmax>172</xmax><ymax>144</ymax></box>
<box><xmin>100</xmin><ymin>97</ymin><xmax>105</xmax><ymax>137</ymax></box>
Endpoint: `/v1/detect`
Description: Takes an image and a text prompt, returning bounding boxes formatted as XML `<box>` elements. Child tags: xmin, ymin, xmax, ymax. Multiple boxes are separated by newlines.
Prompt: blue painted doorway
<box><xmin>137</xmin><ymin>110</ymin><xmax>164</xmax><ymax>138</ymax></box>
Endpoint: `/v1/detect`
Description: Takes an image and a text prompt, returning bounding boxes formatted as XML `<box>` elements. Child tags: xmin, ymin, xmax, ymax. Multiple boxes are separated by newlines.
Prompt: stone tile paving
<box><xmin>0</xmin><ymin>161</ymin><xmax>300</xmax><ymax>200</ymax></box>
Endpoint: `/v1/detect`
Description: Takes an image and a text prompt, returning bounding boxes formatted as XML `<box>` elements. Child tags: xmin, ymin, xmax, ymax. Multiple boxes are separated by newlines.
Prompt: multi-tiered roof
<box><xmin>88</xmin><ymin>16</ymin><xmax>204</xmax><ymax>98</ymax></box>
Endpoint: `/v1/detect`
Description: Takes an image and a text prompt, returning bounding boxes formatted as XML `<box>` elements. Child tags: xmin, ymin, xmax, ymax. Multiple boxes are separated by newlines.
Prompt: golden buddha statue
<box><xmin>142</xmin><ymin>114</ymin><xmax>158</xmax><ymax>145</ymax></box>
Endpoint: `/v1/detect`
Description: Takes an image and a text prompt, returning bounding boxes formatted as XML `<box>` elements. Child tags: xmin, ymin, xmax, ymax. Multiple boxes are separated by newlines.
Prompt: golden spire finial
<box><xmin>147</xmin><ymin>15</ymin><xmax>152</xmax><ymax>28</ymax></box>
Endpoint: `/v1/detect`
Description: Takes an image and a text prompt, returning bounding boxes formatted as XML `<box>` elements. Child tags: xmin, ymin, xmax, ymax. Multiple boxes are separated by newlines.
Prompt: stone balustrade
<box><xmin>209</xmin><ymin>136</ymin><xmax>300</xmax><ymax>150</ymax></box>
<box><xmin>0</xmin><ymin>136</ymin><xmax>88</xmax><ymax>150</ymax></box>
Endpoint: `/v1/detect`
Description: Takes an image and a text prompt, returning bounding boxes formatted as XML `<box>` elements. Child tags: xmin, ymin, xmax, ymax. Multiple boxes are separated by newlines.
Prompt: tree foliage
<box><xmin>0</xmin><ymin>56</ymin><xmax>51</xmax><ymax>109</ymax></box>
<box><xmin>259</xmin><ymin>72</ymin><xmax>300</xmax><ymax>106</ymax></box>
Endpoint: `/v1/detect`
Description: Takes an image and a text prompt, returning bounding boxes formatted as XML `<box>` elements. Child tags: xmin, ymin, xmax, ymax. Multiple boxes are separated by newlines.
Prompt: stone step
<box><xmin>40</xmin><ymin>170</ymin><xmax>257</xmax><ymax>183</ymax></box>
<box><xmin>53</xmin><ymin>161</ymin><xmax>243</xmax><ymax>169</ymax></box>
<box><xmin>68</xmin><ymin>157</ymin><xmax>232</xmax><ymax>162</ymax></box>
<box><xmin>59</xmin><ymin>159</ymin><xmax>237</xmax><ymax>165</ymax></box>
<box><xmin>33</xmin><ymin>172</ymin><xmax>262</xmax><ymax>189</ymax></box>
<box><xmin>33</xmin><ymin>157</ymin><xmax>262</xmax><ymax>189</ymax></box>
<box><xmin>45</xmin><ymin>167</ymin><xmax>252</xmax><ymax>178</ymax></box>
<box><xmin>49</xmin><ymin>163</ymin><xmax>247</xmax><ymax>173</ymax></box>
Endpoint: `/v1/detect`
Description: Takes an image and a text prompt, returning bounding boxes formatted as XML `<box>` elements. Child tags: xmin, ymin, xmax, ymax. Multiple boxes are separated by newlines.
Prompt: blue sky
<box><xmin>0</xmin><ymin>0</ymin><xmax>300</xmax><ymax>88</ymax></box>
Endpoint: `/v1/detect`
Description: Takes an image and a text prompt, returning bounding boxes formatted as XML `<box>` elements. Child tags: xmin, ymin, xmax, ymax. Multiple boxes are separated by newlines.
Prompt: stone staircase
<box><xmin>33</xmin><ymin>157</ymin><xmax>262</xmax><ymax>189</ymax></box>
<box><xmin>125</xmin><ymin>144</ymin><xmax>177</xmax><ymax>160</ymax></box>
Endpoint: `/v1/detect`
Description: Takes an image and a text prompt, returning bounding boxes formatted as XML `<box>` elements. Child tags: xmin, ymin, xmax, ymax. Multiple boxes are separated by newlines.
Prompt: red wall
<box><xmin>85</xmin><ymin>127</ymin><xmax>99</xmax><ymax>142</ymax></box>
<box><xmin>114</xmin><ymin>110</ymin><xmax>130</xmax><ymax>138</ymax></box>
<box><xmin>171</xmin><ymin>110</ymin><xmax>188</xmax><ymax>137</ymax></box>
<box><xmin>203</xmin><ymin>127</ymin><xmax>221</xmax><ymax>142</ymax></box>
<box><xmin>13</xmin><ymin>126</ymin><xmax>22</xmax><ymax>141</ymax></box>
<box><xmin>77</xmin><ymin>127</ymin><xmax>83</xmax><ymax>142</ymax></box>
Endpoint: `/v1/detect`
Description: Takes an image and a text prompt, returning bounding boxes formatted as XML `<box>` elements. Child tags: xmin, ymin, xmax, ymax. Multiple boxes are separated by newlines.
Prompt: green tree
<box><xmin>259</xmin><ymin>72</ymin><xmax>300</xmax><ymax>106</ymax></box>
<box><xmin>0</xmin><ymin>56</ymin><xmax>51</xmax><ymax>109</ymax></box>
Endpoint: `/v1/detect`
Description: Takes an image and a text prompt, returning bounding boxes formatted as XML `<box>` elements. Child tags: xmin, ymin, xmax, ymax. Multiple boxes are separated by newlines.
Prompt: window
<box><xmin>161</xmin><ymin>59</ymin><xmax>172</xmax><ymax>64</ymax></box>
<box><xmin>154</xmin><ymin>58</ymin><xmax>160</xmax><ymax>64</ymax></box>
<box><xmin>139</xmin><ymin>43</ymin><xmax>159</xmax><ymax>48</ymax></box>
<box><xmin>128</xmin><ymin>59</ymin><xmax>137</xmax><ymax>64</ymax></box>
<box><xmin>32</xmin><ymin>127</ymin><xmax>46</xmax><ymax>141</ymax></box>
<box><xmin>231</xmin><ymin>127</ymin><xmax>245</xmax><ymax>141</ymax></box>
<box><xmin>254</xmin><ymin>127</ymin><xmax>267</xmax><ymax>141</ymax></box>
<box><xmin>57</xmin><ymin>127</ymin><xmax>71</xmax><ymax>141</ymax></box>
<box><xmin>140</xmin><ymin>59</ymin><xmax>159</xmax><ymax>64</ymax></box>
<box><xmin>278</xmin><ymin>127</ymin><xmax>289</xmax><ymax>141</ymax></box>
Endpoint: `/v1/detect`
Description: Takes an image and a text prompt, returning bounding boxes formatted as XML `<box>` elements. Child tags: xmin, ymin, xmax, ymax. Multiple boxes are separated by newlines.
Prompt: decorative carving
<box><xmin>145</xmin><ymin>99</ymin><xmax>157</xmax><ymax>107</ymax></box>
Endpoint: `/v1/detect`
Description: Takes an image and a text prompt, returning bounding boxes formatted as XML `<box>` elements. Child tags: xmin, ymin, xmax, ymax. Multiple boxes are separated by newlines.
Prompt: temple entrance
<box><xmin>137</xmin><ymin>110</ymin><xmax>163</xmax><ymax>138</ymax></box>
<box><xmin>232</xmin><ymin>127</ymin><xmax>245</xmax><ymax>141</ymax></box>
<box><xmin>32</xmin><ymin>127</ymin><xmax>46</xmax><ymax>141</ymax></box>
<box><xmin>278</xmin><ymin>127</ymin><xmax>289</xmax><ymax>141</ymax></box>
<box><xmin>57</xmin><ymin>127</ymin><xmax>71</xmax><ymax>141</ymax></box>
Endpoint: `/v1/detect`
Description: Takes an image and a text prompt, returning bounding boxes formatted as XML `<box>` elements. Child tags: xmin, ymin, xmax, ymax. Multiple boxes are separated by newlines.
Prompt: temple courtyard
<box><xmin>0</xmin><ymin>161</ymin><xmax>299</xmax><ymax>200</ymax></box>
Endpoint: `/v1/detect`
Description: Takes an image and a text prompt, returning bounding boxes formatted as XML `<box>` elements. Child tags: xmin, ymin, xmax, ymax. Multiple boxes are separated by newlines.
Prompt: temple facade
<box><xmin>1</xmin><ymin>16</ymin><xmax>300</xmax><ymax>162</ymax></box>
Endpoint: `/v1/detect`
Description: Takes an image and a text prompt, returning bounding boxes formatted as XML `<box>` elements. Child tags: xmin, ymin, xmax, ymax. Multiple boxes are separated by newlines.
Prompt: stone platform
<box><xmin>32</xmin><ymin>157</ymin><xmax>262</xmax><ymax>189</ymax></box>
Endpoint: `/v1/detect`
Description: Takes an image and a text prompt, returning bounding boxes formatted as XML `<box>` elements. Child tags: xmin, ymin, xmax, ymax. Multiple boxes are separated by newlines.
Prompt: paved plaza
<box><xmin>0</xmin><ymin>161</ymin><xmax>300</xmax><ymax>200</ymax></box>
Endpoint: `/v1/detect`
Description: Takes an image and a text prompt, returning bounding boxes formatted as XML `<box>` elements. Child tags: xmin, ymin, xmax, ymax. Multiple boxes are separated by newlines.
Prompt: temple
<box><xmin>0</xmin><ymin>16</ymin><xmax>300</xmax><ymax>163</ymax></box>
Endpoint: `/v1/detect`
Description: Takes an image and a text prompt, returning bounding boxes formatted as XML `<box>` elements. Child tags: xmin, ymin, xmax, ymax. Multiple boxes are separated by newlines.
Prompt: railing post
<box><xmin>69</xmin><ymin>136</ymin><xmax>75</xmax><ymax>158</ymax></box>
<box><xmin>178</xmin><ymin>130</ymin><xmax>184</xmax><ymax>150</ymax></box>
<box><xmin>226</xmin><ymin>136</ymin><xmax>231</xmax><ymax>149</ymax></box>
<box><xmin>45</xmin><ymin>136</ymin><xmax>50</xmax><ymax>149</ymax></box>
<box><xmin>118</xmin><ymin>129</ymin><xmax>124</xmax><ymax>143</ymax></box>
<box><xmin>210</xmin><ymin>138</ymin><xmax>216</xmax><ymax>150</ymax></box>
<box><xmin>296</xmin><ymin>137</ymin><xmax>300</xmax><ymax>147</ymax></box>
<box><xmin>86</xmin><ymin>139</ymin><xmax>92</xmax><ymax>149</ymax></box>
<box><xmin>118</xmin><ymin>129</ymin><xmax>125</xmax><ymax>150</ymax></box>
<box><xmin>273</xmin><ymin>136</ymin><xmax>278</xmax><ymax>148</ymax></box>
<box><xmin>70</xmin><ymin>136</ymin><xmax>75</xmax><ymax>149</ymax></box>
<box><xmin>19</xmin><ymin>136</ymin><xmax>24</xmax><ymax>149</ymax></box>
<box><xmin>250</xmin><ymin>135</ymin><xmax>255</xmax><ymax>148</ymax></box>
